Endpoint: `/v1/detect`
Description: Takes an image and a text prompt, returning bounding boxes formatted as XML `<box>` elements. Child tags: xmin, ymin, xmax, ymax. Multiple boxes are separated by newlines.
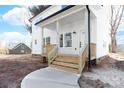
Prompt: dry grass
<box><xmin>79</xmin><ymin>53</ymin><xmax>124</xmax><ymax>88</ymax></box>
<box><xmin>0</xmin><ymin>54</ymin><xmax>48</xmax><ymax>88</ymax></box>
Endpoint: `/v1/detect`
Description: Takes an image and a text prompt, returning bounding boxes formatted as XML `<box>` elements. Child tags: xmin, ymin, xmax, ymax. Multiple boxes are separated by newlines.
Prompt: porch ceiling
<box><xmin>59</xmin><ymin>10</ymin><xmax>85</xmax><ymax>25</ymax></box>
<box><xmin>37</xmin><ymin>6</ymin><xmax>85</xmax><ymax>27</ymax></box>
<box><xmin>44</xmin><ymin>21</ymin><xmax>56</xmax><ymax>30</ymax></box>
<box><xmin>42</xmin><ymin>9</ymin><xmax>85</xmax><ymax>30</ymax></box>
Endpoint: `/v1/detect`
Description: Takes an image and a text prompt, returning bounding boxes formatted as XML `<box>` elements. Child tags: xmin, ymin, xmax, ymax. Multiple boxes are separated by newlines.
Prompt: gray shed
<box><xmin>9</xmin><ymin>43</ymin><xmax>31</xmax><ymax>54</ymax></box>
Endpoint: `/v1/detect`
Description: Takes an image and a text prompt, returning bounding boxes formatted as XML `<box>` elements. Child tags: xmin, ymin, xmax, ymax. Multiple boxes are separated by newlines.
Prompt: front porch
<box><xmin>38</xmin><ymin>6</ymin><xmax>97</xmax><ymax>74</ymax></box>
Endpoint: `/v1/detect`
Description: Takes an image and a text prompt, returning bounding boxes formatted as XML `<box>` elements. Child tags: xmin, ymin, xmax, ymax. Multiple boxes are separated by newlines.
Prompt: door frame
<box><xmin>79</xmin><ymin>29</ymin><xmax>86</xmax><ymax>54</ymax></box>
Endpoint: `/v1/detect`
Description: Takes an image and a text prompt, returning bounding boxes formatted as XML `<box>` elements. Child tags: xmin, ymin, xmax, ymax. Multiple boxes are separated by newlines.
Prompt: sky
<box><xmin>0</xmin><ymin>5</ymin><xmax>31</xmax><ymax>47</ymax></box>
<box><xmin>116</xmin><ymin>14</ymin><xmax>124</xmax><ymax>45</ymax></box>
<box><xmin>0</xmin><ymin>5</ymin><xmax>124</xmax><ymax>48</ymax></box>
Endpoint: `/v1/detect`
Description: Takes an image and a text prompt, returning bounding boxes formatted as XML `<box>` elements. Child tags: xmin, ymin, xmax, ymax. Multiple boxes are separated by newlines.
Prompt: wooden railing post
<box><xmin>48</xmin><ymin>45</ymin><xmax>58</xmax><ymax>66</ymax></box>
<box><xmin>79</xmin><ymin>45</ymin><xmax>88</xmax><ymax>74</ymax></box>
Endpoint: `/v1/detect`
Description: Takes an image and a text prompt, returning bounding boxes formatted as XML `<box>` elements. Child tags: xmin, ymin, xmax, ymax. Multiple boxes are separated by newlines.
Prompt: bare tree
<box><xmin>28</xmin><ymin>5</ymin><xmax>50</xmax><ymax>16</ymax></box>
<box><xmin>25</xmin><ymin>24</ymin><xmax>32</xmax><ymax>33</ymax></box>
<box><xmin>24</xmin><ymin>5</ymin><xmax>50</xmax><ymax>34</ymax></box>
<box><xmin>110</xmin><ymin>5</ymin><xmax>124</xmax><ymax>53</ymax></box>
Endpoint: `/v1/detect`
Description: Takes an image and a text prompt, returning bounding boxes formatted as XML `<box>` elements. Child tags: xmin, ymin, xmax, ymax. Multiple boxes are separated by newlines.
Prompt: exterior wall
<box><xmin>90</xmin><ymin>6</ymin><xmax>110</xmax><ymax>58</ymax></box>
<box><xmin>90</xmin><ymin>12</ymin><xmax>97</xmax><ymax>44</ymax></box>
<box><xmin>84</xmin><ymin>9</ymin><xmax>97</xmax><ymax>44</ymax></box>
<box><xmin>31</xmin><ymin>5</ymin><xmax>110</xmax><ymax>58</ymax></box>
<box><xmin>58</xmin><ymin>12</ymin><xmax>86</xmax><ymax>55</ymax></box>
<box><xmin>31</xmin><ymin>6</ymin><xmax>62</xmax><ymax>55</ymax></box>
<box><xmin>43</xmin><ymin>28</ymin><xmax>58</xmax><ymax>45</ymax></box>
<box><xmin>32</xmin><ymin>24</ymin><xmax>43</xmax><ymax>55</ymax></box>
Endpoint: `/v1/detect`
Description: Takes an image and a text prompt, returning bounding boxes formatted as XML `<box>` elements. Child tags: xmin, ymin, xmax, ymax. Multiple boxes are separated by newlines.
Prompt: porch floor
<box><xmin>21</xmin><ymin>67</ymin><xmax>80</xmax><ymax>88</ymax></box>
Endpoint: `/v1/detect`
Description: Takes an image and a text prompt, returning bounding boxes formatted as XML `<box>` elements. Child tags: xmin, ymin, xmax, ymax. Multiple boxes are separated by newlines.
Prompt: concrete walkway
<box><xmin>21</xmin><ymin>67</ymin><xmax>80</xmax><ymax>88</ymax></box>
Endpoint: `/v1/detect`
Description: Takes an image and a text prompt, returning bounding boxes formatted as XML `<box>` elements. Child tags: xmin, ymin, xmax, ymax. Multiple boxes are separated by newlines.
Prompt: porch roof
<box><xmin>35</xmin><ymin>5</ymin><xmax>75</xmax><ymax>25</ymax></box>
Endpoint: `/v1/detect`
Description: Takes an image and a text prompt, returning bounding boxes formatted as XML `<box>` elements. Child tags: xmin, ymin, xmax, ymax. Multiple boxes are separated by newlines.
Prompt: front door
<box><xmin>79</xmin><ymin>30</ymin><xmax>86</xmax><ymax>54</ymax></box>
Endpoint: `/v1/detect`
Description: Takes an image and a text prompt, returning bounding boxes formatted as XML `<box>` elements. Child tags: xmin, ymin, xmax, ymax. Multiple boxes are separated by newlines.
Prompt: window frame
<box><xmin>60</xmin><ymin>34</ymin><xmax>63</xmax><ymax>47</ymax></box>
<box><xmin>46</xmin><ymin>37</ymin><xmax>51</xmax><ymax>45</ymax></box>
<box><xmin>64</xmin><ymin>32</ymin><xmax>72</xmax><ymax>47</ymax></box>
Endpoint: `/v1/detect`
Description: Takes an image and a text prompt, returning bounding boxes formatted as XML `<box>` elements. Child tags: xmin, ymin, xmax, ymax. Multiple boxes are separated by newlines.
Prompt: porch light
<box><xmin>73</xmin><ymin>31</ymin><xmax>76</xmax><ymax>34</ymax></box>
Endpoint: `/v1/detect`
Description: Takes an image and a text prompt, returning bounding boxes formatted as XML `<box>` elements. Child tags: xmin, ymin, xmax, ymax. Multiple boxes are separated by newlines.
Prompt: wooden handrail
<box><xmin>48</xmin><ymin>45</ymin><xmax>58</xmax><ymax>66</ymax></box>
<box><xmin>79</xmin><ymin>43</ymin><xmax>96</xmax><ymax>73</ymax></box>
<box><xmin>79</xmin><ymin>45</ymin><xmax>88</xmax><ymax>74</ymax></box>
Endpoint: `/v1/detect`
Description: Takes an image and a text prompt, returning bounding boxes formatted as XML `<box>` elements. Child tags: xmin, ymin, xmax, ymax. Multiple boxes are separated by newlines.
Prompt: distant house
<box><xmin>9</xmin><ymin>43</ymin><xmax>31</xmax><ymax>54</ymax></box>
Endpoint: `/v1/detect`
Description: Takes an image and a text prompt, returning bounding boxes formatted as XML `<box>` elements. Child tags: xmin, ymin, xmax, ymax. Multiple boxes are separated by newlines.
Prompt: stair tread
<box><xmin>55</xmin><ymin>56</ymin><xmax>79</xmax><ymax>64</ymax></box>
<box><xmin>58</xmin><ymin>55</ymin><xmax>79</xmax><ymax>58</ymax></box>
<box><xmin>52</xmin><ymin>61</ymin><xmax>79</xmax><ymax>69</ymax></box>
<box><xmin>50</xmin><ymin>64</ymin><xmax>79</xmax><ymax>74</ymax></box>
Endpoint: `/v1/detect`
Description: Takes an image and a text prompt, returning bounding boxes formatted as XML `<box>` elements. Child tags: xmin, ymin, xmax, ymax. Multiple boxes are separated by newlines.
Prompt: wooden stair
<box><xmin>50</xmin><ymin>55</ymin><xmax>80</xmax><ymax>74</ymax></box>
<box><xmin>41</xmin><ymin>44</ymin><xmax>56</xmax><ymax>62</ymax></box>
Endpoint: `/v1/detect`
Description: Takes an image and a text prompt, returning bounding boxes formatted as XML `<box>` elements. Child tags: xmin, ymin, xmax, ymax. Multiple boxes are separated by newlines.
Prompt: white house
<box><xmin>30</xmin><ymin>5</ymin><xmax>110</xmax><ymax>74</ymax></box>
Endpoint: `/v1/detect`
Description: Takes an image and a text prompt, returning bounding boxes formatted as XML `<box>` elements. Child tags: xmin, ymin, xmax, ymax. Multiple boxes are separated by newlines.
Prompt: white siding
<box><xmin>32</xmin><ymin>23</ymin><xmax>43</xmax><ymax>54</ymax></box>
<box><xmin>58</xmin><ymin>10</ymin><xmax>86</xmax><ymax>55</ymax></box>
<box><xmin>31</xmin><ymin>6</ymin><xmax>62</xmax><ymax>55</ymax></box>
<box><xmin>43</xmin><ymin>28</ymin><xmax>58</xmax><ymax>45</ymax></box>
<box><xmin>90</xmin><ymin>6</ymin><xmax>110</xmax><ymax>58</ymax></box>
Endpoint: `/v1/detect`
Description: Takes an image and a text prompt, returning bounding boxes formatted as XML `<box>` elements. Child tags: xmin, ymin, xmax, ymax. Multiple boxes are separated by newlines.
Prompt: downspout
<box><xmin>86</xmin><ymin>5</ymin><xmax>91</xmax><ymax>70</ymax></box>
<box><xmin>78</xmin><ymin>5</ymin><xmax>91</xmax><ymax>88</ymax></box>
<box><xmin>78</xmin><ymin>5</ymin><xmax>91</xmax><ymax>87</ymax></box>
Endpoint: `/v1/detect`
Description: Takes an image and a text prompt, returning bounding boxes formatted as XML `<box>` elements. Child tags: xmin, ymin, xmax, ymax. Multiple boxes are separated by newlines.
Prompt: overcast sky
<box><xmin>116</xmin><ymin>13</ymin><xmax>124</xmax><ymax>45</ymax></box>
<box><xmin>0</xmin><ymin>5</ymin><xmax>31</xmax><ymax>47</ymax></box>
<box><xmin>0</xmin><ymin>5</ymin><xmax>124</xmax><ymax>46</ymax></box>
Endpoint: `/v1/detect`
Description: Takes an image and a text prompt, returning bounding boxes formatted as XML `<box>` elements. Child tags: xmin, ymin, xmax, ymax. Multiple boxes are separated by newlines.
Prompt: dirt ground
<box><xmin>0</xmin><ymin>53</ymin><xmax>124</xmax><ymax>88</ymax></box>
<box><xmin>79</xmin><ymin>53</ymin><xmax>124</xmax><ymax>88</ymax></box>
<box><xmin>0</xmin><ymin>54</ymin><xmax>48</xmax><ymax>88</ymax></box>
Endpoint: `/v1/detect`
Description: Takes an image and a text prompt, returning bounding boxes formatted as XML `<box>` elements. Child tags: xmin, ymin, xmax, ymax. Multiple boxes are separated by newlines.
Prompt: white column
<box><xmin>41</xmin><ymin>27</ymin><xmax>44</xmax><ymax>54</ymax></box>
<box><xmin>84</xmin><ymin>9</ymin><xmax>88</xmax><ymax>45</ymax></box>
<box><xmin>56</xmin><ymin>20</ymin><xmax>59</xmax><ymax>46</ymax></box>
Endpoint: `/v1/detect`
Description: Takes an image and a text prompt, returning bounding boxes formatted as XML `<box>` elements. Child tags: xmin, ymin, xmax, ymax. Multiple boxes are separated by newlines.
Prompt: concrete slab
<box><xmin>21</xmin><ymin>67</ymin><xmax>80</xmax><ymax>88</ymax></box>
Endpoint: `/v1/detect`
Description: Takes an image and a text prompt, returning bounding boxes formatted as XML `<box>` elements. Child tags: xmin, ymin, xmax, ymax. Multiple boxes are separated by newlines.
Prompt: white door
<box><xmin>79</xmin><ymin>30</ymin><xmax>86</xmax><ymax>54</ymax></box>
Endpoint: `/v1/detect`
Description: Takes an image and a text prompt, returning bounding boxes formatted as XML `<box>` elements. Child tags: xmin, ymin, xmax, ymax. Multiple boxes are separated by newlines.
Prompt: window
<box><xmin>64</xmin><ymin>33</ymin><xmax>72</xmax><ymax>47</ymax></box>
<box><xmin>43</xmin><ymin>38</ymin><xmax>45</xmax><ymax>46</ymax></box>
<box><xmin>60</xmin><ymin>34</ymin><xmax>63</xmax><ymax>47</ymax></box>
<box><xmin>46</xmin><ymin>37</ymin><xmax>50</xmax><ymax>45</ymax></box>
